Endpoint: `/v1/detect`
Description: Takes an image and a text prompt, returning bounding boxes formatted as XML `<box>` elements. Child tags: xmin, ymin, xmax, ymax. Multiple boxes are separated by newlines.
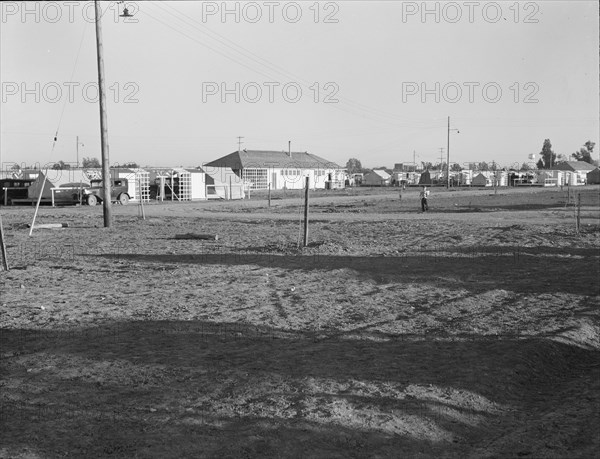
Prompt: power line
<box><xmin>143</xmin><ymin>3</ymin><xmax>446</xmax><ymax>128</ymax></box>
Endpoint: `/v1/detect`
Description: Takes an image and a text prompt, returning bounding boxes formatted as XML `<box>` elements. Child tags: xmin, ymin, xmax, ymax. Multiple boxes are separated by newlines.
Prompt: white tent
<box><xmin>204</xmin><ymin>167</ymin><xmax>245</xmax><ymax>200</ymax></box>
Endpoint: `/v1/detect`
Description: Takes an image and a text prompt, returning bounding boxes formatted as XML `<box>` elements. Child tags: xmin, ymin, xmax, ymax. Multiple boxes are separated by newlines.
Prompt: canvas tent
<box><xmin>27</xmin><ymin>169</ymin><xmax>96</xmax><ymax>199</ymax></box>
<box><xmin>587</xmin><ymin>167</ymin><xmax>600</xmax><ymax>185</ymax></box>
<box><xmin>471</xmin><ymin>173</ymin><xmax>490</xmax><ymax>187</ymax></box>
<box><xmin>363</xmin><ymin>169</ymin><xmax>391</xmax><ymax>186</ymax></box>
<box><xmin>204</xmin><ymin>167</ymin><xmax>245</xmax><ymax>200</ymax></box>
<box><xmin>418</xmin><ymin>170</ymin><xmax>432</xmax><ymax>185</ymax></box>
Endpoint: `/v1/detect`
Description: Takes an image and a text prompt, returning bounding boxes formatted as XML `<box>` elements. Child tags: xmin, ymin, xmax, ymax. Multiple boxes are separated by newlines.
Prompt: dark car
<box><xmin>82</xmin><ymin>179</ymin><xmax>130</xmax><ymax>206</ymax></box>
<box><xmin>52</xmin><ymin>182</ymin><xmax>90</xmax><ymax>205</ymax></box>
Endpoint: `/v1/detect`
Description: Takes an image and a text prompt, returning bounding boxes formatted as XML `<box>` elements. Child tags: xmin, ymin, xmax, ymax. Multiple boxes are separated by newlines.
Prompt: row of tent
<box><xmin>2</xmin><ymin>166</ymin><xmax>246</xmax><ymax>202</ymax></box>
<box><xmin>363</xmin><ymin>163</ymin><xmax>599</xmax><ymax>187</ymax></box>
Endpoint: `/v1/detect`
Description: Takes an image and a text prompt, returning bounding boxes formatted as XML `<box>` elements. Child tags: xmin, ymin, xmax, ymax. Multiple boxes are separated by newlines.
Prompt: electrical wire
<box><xmin>142</xmin><ymin>3</ymin><xmax>445</xmax><ymax>128</ymax></box>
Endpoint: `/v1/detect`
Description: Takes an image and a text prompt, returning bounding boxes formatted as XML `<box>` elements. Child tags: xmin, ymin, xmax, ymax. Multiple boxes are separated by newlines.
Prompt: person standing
<box><xmin>420</xmin><ymin>186</ymin><xmax>429</xmax><ymax>212</ymax></box>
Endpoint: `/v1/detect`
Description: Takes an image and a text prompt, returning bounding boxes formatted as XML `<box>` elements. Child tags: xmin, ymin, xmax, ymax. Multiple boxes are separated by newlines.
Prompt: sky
<box><xmin>1</xmin><ymin>0</ymin><xmax>598</xmax><ymax>170</ymax></box>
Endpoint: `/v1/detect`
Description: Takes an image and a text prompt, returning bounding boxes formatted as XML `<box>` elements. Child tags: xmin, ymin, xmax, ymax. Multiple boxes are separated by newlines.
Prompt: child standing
<box><xmin>419</xmin><ymin>186</ymin><xmax>430</xmax><ymax>211</ymax></box>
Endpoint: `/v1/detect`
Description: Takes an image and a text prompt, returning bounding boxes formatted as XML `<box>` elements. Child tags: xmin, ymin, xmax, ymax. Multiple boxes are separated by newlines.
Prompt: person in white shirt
<box><xmin>419</xmin><ymin>186</ymin><xmax>430</xmax><ymax>211</ymax></box>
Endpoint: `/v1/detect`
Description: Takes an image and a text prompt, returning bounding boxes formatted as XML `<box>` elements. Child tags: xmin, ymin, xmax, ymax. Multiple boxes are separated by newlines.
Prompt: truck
<box><xmin>81</xmin><ymin>178</ymin><xmax>130</xmax><ymax>206</ymax></box>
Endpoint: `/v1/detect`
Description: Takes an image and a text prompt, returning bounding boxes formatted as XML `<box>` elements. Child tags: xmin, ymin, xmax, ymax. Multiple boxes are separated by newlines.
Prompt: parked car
<box><xmin>52</xmin><ymin>182</ymin><xmax>90</xmax><ymax>205</ymax></box>
<box><xmin>82</xmin><ymin>179</ymin><xmax>130</xmax><ymax>205</ymax></box>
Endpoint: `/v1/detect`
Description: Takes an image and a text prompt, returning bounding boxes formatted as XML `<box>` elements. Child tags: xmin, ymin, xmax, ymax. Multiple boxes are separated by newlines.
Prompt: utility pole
<box><xmin>94</xmin><ymin>0</ymin><xmax>112</xmax><ymax>228</ymax></box>
<box><xmin>447</xmin><ymin>116</ymin><xmax>459</xmax><ymax>189</ymax></box>
<box><xmin>439</xmin><ymin>147</ymin><xmax>445</xmax><ymax>170</ymax></box>
<box><xmin>447</xmin><ymin>116</ymin><xmax>450</xmax><ymax>189</ymax></box>
<box><xmin>76</xmin><ymin>136</ymin><xmax>84</xmax><ymax>168</ymax></box>
<box><xmin>237</xmin><ymin>136</ymin><xmax>244</xmax><ymax>153</ymax></box>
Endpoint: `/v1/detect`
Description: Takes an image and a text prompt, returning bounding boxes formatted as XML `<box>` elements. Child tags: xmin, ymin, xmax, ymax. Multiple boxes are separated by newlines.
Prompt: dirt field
<box><xmin>1</xmin><ymin>186</ymin><xmax>599</xmax><ymax>458</ymax></box>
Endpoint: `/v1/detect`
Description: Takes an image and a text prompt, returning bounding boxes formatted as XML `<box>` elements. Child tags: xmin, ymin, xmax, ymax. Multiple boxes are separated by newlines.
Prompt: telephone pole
<box><xmin>447</xmin><ymin>116</ymin><xmax>450</xmax><ymax>189</ymax></box>
<box><xmin>447</xmin><ymin>116</ymin><xmax>459</xmax><ymax>189</ymax></box>
<box><xmin>76</xmin><ymin>136</ymin><xmax>84</xmax><ymax>168</ymax></box>
<box><xmin>94</xmin><ymin>0</ymin><xmax>112</xmax><ymax>227</ymax></box>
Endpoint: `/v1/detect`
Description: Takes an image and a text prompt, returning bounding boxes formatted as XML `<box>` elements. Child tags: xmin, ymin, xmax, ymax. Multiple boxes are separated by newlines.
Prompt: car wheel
<box><xmin>119</xmin><ymin>194</ymin><xmax>129</xmax><ymax>205</ymax></box>
<box><xmin>87</xmin><ymin>195</ymin><xmax>98</xmax><ymax>206</ymax></box>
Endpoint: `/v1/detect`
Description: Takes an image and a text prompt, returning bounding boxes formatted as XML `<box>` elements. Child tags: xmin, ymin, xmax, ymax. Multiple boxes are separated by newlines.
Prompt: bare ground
<box><xmin>1</xmin><ymin>186</ymin><xmax>599</xmax><ymax>458</ymax></box>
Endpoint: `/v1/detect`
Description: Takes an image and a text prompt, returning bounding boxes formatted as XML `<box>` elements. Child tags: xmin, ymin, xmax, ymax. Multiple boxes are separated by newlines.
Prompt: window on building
<box><xmin>242</xmin><ymin>168</ymin><xmax>268</xmax><ymax>189</ymax></box>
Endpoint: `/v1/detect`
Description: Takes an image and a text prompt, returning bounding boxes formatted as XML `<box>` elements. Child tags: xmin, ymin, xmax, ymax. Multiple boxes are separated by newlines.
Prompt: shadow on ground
<box><xmin>1</xmin><ymin>321</ymin><xmax>599</xmax><ymax>458</ymax></box>
<box><xmin>92</xmin><ymin>250</ymin><xmax>600</xmax><ymax>296</ymax></box>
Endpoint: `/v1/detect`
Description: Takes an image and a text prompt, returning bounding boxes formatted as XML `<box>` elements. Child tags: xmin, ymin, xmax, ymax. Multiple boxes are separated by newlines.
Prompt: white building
<box><xmin>205</xmin><ymin>150</ymin><xmax>345</xmax><ymax>190</ymax></box>
<box><xmin>553</xmin><ymin>161</ymin><xmax>596</xmax><ymax>185</ymax></box>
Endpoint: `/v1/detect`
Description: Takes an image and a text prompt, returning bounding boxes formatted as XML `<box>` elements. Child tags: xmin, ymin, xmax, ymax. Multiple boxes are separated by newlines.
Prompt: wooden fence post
<box><xmin>303</xmin><ymin>176</ymin><xmax>309</xmax><ymax>247</ymax></box>
<box><xmin>576</xmin><ymin>193</ymin><xmax>581</xmax><ymax>233</ymax></box>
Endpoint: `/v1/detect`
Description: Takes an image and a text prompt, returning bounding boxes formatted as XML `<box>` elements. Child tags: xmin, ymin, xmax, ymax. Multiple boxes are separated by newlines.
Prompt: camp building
<box><xmin>205</xmin><ymin>150</ymin><xmax>345</xmax><ymax>190</ymax></box>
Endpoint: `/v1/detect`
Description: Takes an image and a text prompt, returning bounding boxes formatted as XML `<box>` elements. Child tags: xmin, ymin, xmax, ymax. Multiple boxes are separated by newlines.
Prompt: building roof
<box><xmin>205</xmin><ymin>150</ymin><xmax>342</xmax><ymax>170</ymax></box>
<box><xmin>554</xmin><ymin>161</ymin><xmax>596</xmax><ymax>172</ymax></box>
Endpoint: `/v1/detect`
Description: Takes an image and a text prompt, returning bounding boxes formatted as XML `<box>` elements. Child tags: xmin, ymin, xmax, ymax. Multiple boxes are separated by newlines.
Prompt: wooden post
<box><xmin>303</xmin><ymin>176</ymin><xmax>309</xmax><ymax>247</ymax></box>
<box><xmin>159</xmin><ymin>176</ymin><xmax>164</xmax><ymax>202</ymax></box>
<box><xmin>576</xmin><ymin>193</ymin><xmax>581</xmax><ymax>233</ymax></box>
<box><xmin>138</xmin><ymin>176</ymin><xmax>145</xmax><ymax>220</ymax></box>
<box><xmin>78</xmin><ymin>178</ymin><xmax>83</xmax><ymax>205</ymax></box>
<box><xmin>268</xmin><ymin>183</ymin><xmax>271</xmax><ymax>207</ymax></box>
<box><xmin>0</xmin><ymin>213</ymin><xmax>9</xmax><ymax>271</ymax></box>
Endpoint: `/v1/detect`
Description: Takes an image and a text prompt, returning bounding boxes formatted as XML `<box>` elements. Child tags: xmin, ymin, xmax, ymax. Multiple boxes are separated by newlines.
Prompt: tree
<box><xmin>345</xmin><ymin>158</ymin><xmax>363</xmax><ymax>174</ymax></box>
<box><xmin>120</xmin><ymin>162</ymin><xmax>139</xmax><ymax>169</ymax></box>
<box><xmin>52</xmin><ymin>160</ymin><xmax>70</xmax><ymax>170</ymax></box>
<box><xmin>555</xmin><ymin>153</ymin><xmax>568</xmax><ymax>165</ymax></box>
<box><xmin>536</xmin><ymin>139</ymin><xmax>556</xmax><ymax>169</ymax></box>
<box><xmin>520</xmin><ymin>162</ymin><xmax>532</xmax><ymax>171</ymax></box>
<box><xmin>82</xmin><ymin>157</ymin><xmax>101</xmax><ymax>168</ymax></box>
<box><xmin>421</xmin><ymin>161</ymin><xmax>433</xmax><ymax>170</ymax></box>
<box><xmin>478</xmin><ymin>162</ymin><xmax>490</xmax><ymax>171</ymax></box>
<box><xmin>450</xmin><ymin>163</ymin><xmax>462</xmax><ymax>172</ymax></box>
<box><xmin>571</xmin><ymin>140</ymin><xmax>595</xmax><ymax>164</ymax></box>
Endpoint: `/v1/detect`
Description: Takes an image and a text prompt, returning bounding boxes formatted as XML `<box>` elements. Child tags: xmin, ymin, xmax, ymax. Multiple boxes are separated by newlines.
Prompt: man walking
<box><xmin>420</xmin><ymin>186</ymin><xmax>430</xmax><ymax>212</ymax></box>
